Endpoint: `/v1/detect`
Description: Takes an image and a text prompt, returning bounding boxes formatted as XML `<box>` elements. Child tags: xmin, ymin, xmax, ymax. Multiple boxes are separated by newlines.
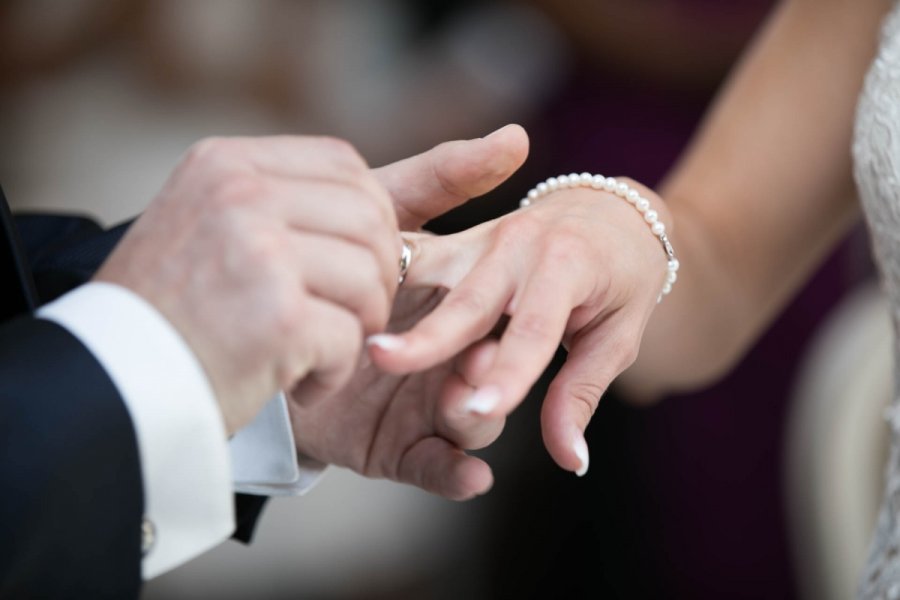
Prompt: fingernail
<box><xmin>463</xmin><ymin>386</ymin><xmax>502</xmax><ymax>415</ymax></box>
<box><xmin>365</xmin><ymin>334</ymin><xmax>406</xmax><ymax>351</ymax></box>
<box><xmin>573</xmin><ymin>434</ymin><xmax>590</xmax><ymax>477</ymax></box>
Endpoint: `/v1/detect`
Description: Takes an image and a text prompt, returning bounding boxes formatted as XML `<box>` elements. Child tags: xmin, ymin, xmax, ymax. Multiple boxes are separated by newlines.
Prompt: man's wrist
<box><xmin>38</xmin><ymin>282</ymin><xmax>235</xmax><ymax>578</ymax></box>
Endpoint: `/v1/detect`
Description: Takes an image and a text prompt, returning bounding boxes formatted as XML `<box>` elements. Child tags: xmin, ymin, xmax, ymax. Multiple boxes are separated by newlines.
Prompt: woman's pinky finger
<box><xmin>539</xmin><ymin>318</ymin><xmax>642</xmax><ymax>477</ymax></box>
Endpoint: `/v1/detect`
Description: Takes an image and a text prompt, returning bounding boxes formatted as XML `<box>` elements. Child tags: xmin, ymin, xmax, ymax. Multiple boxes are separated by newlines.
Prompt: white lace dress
<box><xmin>854</xmin><ymin>3</ymin><xmax>900</xmax><ymax>598</ymax></box>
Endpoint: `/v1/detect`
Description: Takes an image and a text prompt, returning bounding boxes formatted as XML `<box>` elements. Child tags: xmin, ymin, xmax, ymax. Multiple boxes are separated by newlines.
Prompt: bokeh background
<box><xmin>1</xmin><ymin>1</ymin><xmax>888</xmax><ymax>598</ymax></box>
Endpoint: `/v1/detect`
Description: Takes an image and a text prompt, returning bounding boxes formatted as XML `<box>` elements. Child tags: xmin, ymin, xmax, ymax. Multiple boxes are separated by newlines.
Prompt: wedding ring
<box><xmin>398</xmin><ymin>239</ymin><xmax>413</xmax><ymax>285</ymax></box>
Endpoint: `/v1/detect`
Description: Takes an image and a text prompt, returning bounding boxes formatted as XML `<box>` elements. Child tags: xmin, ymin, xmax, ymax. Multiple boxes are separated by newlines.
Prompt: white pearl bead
<box><xmin>519</xmin><ymin>172</ymin><xmax>679</xmax><ymax>301</ymax></box>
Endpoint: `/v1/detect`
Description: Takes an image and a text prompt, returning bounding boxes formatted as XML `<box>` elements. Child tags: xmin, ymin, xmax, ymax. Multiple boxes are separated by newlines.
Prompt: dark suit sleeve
<box><xmin>14</xmin><ymin>215</ymin><xmax>269</xmax><ymax>544</ymax></box>
<box><xmin>0</xmin><ymin>316</ymin><xmax>142</xmax><ymax>599</ymax></box>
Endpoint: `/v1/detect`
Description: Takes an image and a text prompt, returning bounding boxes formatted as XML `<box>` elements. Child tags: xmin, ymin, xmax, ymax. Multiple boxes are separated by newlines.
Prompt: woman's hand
<box><xmin>286</xmin><ymin>125</ymin><xmax>529</xmax><ymax>499</ymax></box>
<box><xmin>289</xmin><ymin>287</ymin><xmax>505</xmax><ymax>500</ymax></box>
<box><xmin>368</xmin><ymin>179</ymin><xmax>673</xmax><ymax>476</ymax></box>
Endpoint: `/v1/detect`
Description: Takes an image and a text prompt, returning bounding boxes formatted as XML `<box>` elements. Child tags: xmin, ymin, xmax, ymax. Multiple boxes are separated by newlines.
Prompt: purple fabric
<box><xmin>512</xmin><ymin>2</ymin><xmax>873</xmax><ymax>593</ymax></box>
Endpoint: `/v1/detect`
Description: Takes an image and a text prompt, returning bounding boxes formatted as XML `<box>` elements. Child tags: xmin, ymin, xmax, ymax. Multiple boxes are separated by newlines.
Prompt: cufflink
<box><xmin>141</xmin><ymin>518</ymin><xmax>156</xmax><ymax>556</ymax></box>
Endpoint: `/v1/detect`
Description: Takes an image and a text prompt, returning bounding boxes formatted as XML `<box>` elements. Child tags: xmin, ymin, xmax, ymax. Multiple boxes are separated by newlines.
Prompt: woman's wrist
<box><xmin>519</xmin><ymin>172</ymin><xmax>679</xmax><ymax>302</ymax></box>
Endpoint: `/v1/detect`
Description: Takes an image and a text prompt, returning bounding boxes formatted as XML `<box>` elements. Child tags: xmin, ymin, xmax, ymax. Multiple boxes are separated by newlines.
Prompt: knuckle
<box><xmin>270</xmin><ymin>293</ymin><xmax>304</xmax><ymax>339</ymax></box>
<box><xmin>493</xmin><ymin>213</ymin><xmax>542</xmax><ymax>247</ymax></box>
<box><xmin>610</xmin><ymin>335</ymin><xmax>641</xmax><ymax>369</ymax></box>
<box><xmin>622</xmin><ymin>344</ymin><xmax>640</xmax><ymax>369</ymax></box>
<box><xmin>542</xmin><ymin>234</ymin><xmax>585</xmax><ymax>266</ymax></box>
<box><xmin>315</xmin><ymin>136</ymin><xmax>368</xmax><ymax>173</ymax></box>
<box><xmin>563</xmin><ymin>380</ymin><xmax>607</xmax><ymax>425</ymax></box>
<box><xmin>507</xmin><ymin>312</ymin><xmax>556</xmax><ymax>342</ymax></box>
<box><xmin>445</xmin><ymin>288</ymin><xmax>492</xmax><ymax>317</ymax></box>
<box><xmin>248</xmin><ymin>235</ymin><xmax>282</xmax><ymax>265</ymax></box>
<box><xmin>430</xmin><ymin>142</ymin><xmax>474</xmax><ymax>198</ymax></box>
<box><xmin>210</xmin><ymin>172</ymin><xmax>265</xmax><ymax>210</ymax></box>
<box><xmin>186</xmin><ymin>136</ymin><xmax>237</xmax><ymax>167</ymax></box>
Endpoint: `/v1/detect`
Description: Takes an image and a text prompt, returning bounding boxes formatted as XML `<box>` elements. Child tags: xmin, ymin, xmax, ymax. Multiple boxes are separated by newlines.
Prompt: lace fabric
<box><xmin>855</xmin><ymin>4</ymin><xmax>900</xmax><ymax>598</ymax></box>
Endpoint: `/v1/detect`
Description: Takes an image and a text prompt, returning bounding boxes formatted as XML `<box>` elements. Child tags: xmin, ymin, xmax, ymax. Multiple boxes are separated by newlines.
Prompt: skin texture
<box><xmin>371</xmin><ymin>178</ymin><xmax>668</xmax><ymax>476</ymax></box>
<box><xmin>367</xmin><ymin>0</ymin><xmax>894</xmax><ymax>476</ymax></box>
<box><xmin>290</xmin><ymin>125</ymin><xmax>530</xmax><ymax>500</ymax></box>
<box><xmin>96</xmin><ymin>135</ymin><xmax>401</xmax><ymax>434</ymax></box>
<box><xmin>98</xmin><ymin>124</ymin><xmax>531</xmax><ymax>500</ymax></box>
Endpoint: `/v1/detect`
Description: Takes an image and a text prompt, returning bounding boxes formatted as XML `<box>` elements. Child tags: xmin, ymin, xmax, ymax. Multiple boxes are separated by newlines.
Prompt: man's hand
<box><xmin>290</xmin><ymin>287</ymin><xmax>504</xmax><ymax>500</ymax></box>
<box><xmin>373</xmin><ymin>124</ymin><xmax>529</xmax><ymax>231</ymax></box>
<box><xmin>288</xmin><ymin>124</ymin><xmax>530</xmax><ymax>499</ymax></box>
<box><xmin>96</xmin><ymin>136</ymin><xmax>401</xmax><ymax>434</ymax></box>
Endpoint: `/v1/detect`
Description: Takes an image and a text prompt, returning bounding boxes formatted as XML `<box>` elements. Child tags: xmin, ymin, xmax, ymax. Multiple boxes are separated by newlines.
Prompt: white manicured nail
<box><xmin>573</xmin><ymin>434</ymin><xmax>590</xmax><ymax>477</ymax></box>
<box><xmin>365</xmin><ymin>334</ymin><xmax>406</xmax><ymax>351</ymax></box>
<box><xmin>463</xmin><ymin>386</ymin><xmax>501</xmax><ymax>415</ymax></box>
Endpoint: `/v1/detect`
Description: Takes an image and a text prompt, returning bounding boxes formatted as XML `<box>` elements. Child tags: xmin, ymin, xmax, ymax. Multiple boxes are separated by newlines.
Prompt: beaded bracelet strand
<box><xmin>520</xmin><ymin>173</ymin><xmax>679</xmax><ymax>302</ymax></box>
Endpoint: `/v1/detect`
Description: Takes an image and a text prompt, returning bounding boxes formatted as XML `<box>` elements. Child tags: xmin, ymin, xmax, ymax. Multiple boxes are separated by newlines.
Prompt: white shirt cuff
<box><xmin>230</xmin><ymin>392</ymin><xmax>327</xmax><ymax>496</ymax></box>
<box><xmin>38</xmin><ymin>282</ymin><xmax>233</xmax><ymax>580</ymax></box>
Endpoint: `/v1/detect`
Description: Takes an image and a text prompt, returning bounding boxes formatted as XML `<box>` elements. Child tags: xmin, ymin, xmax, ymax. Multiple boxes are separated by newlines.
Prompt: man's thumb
<box><xmin>373</xmin><ymin>124</ymin><xmax>529</xmax><ymax>231</ymax></box>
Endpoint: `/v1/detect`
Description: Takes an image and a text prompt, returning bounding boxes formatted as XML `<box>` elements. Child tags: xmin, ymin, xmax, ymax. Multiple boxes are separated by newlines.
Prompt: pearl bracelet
<box><xmin>520</xmin><ymin>173</ymin><xmax>679</xmax><ymax>301</ymax></box>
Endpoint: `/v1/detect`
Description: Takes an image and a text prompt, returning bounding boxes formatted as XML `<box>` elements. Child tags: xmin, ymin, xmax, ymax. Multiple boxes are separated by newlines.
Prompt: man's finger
<box><xmin>191</xmin><ymin>135</ymin><xmax>371</xmax><ymax>185</ymax></box>
<box><xmin>396</xmin><ymin>437</ymin><xmax>494</xmax><ymax>501</ymax></box>
<box><xmin>373</xmin><ymin>124</ymin><xmax>529</xmax><ymax>230</ymax></box>
<box><xmin>259</xmin><ymin>178</ymin><xmax>399</xmax><ymax>295</ymax></box>
<box><xmin>289</xmin><ymin>298</ymin><xmax>364</xmax><ymax>406</ymax></box>
<box><xmin>289</xmin><ymin>233</ymin><xmax>391</xmax><ymax>334</ymax></box>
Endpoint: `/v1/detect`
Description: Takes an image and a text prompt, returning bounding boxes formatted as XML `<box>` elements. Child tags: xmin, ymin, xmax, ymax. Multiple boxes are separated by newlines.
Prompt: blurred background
<box><xmin>1</xmin><ymin>1</ymin><xmax>889</xmax><ymax>598</ymax></box>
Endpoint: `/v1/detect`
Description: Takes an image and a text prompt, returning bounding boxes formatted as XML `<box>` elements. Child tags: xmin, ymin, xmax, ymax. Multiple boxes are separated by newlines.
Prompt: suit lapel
<box><xmin>0</xmin><ymin>186</ymin><xmax>38</xmax><ymax>321</ymax></box>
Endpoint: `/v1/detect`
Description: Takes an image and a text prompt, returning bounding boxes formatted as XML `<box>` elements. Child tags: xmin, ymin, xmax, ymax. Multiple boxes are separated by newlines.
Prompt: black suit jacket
<box><xmin>0</xmin><ymin>188</ymin><xmax>265</xmax><ymax>598</ymax></box>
